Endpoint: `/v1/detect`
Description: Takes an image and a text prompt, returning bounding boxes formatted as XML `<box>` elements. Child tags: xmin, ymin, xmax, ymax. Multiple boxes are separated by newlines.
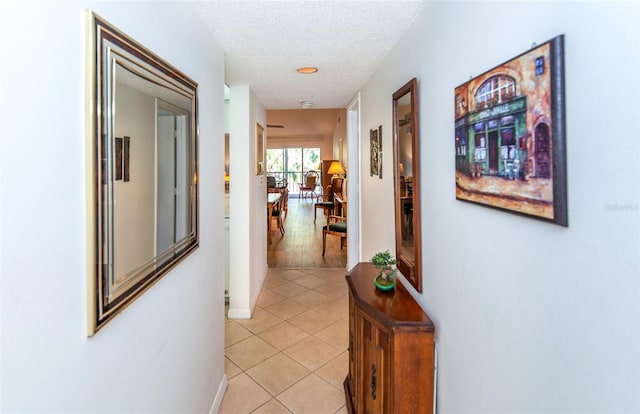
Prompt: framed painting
<box><xmin>454</xmin><ymin>34</ymin><xmax>567</xmax><ymax>226</ymax></box>
<box><xmin>123</xmin><ymin>136</ymin><xmax>130</xmax><ymax>182</ymax></box>
<box><xmin>370</xmin><ymin>125</ymin><xmax>382</xmax><ymax>178</ymax></box>
<box><xmin>114</xmin><ymin>137</ymin><xmax>123</xmax><ymax>181</ymax></box>
<box><xmin>256</xmin><ymin>122</ymin><xmax>265</xmax><ymax>175</ymax></box>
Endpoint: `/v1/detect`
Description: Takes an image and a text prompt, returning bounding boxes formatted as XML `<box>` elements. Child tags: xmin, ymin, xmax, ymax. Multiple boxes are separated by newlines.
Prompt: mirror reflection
<box><xmin>397</xmin><ymin>93</ymin><xmax>414</xmax><ymax>261</ymax></box>
<box><xmin>89</xmin><ymin>14</ymin><xmax>199</xmax><ymax>334</ymax></box>
<box><xmin>112</xmin><ymin>65</ymin><xmax>194</xmax><ymax>293</ymax></box>
<box><xmin>393</xmin><ymin>78</ymin><xmax>422</xmax><ymax>292</ymax></box>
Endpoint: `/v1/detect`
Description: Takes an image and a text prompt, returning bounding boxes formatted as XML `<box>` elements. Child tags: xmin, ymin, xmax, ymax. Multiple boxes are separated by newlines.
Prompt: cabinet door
<box><xmin>347</xmin><ymin>296</ymin><xmax>356</xmax><ymax>398</ymax></box>
<box><xmin>358</xmin><ymin>311</ymin><xmax>391</xmax><ymax>414</ymax></box>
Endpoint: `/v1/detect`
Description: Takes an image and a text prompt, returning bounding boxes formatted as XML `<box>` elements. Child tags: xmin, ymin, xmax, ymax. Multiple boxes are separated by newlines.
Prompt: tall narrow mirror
<box><xmin>393</xmin><ymin>78</ymin><xmax>422</xmax><ymax>292</ymax></box>
<box><xmin>87</xmin><ymin>13</ymin><xmax>199</xmax><ymax>335</ymax></box>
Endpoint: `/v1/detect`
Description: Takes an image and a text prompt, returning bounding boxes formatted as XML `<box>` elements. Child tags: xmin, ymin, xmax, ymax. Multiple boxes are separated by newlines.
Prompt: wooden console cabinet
<box><xmin>344</xmin><ymin>263</ymin><xmax>435</xmax><ymax>413</ymax></box>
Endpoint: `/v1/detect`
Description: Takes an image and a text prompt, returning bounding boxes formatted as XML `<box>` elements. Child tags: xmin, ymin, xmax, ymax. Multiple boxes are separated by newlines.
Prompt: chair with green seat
<box><xmin>322</xmin><ymin>193</ymin><xmax>347</xmax><ymax>256</ymax></box>
<box><xmin>314</xmin><ymin>178</ymin><xmax>344</xmax><ymax>223</ymax></box>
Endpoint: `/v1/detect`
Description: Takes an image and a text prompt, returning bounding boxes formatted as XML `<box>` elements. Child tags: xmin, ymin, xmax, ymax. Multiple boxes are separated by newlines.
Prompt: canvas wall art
<box><xmin>454</xmin><ymin>35</ymin><xmax>567</xmax><ymax>226</ymax></box>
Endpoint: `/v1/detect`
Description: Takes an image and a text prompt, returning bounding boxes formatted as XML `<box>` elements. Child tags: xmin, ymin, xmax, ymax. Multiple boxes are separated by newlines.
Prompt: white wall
<box><xmin>0</xmin><ymin>2</ymin><xmax>227</xmax><ymax>412</ymax></box>
<box><xmin>114</xmin><ymin>82</ymin><xmax>155</xmax><ymax>279</ymax></box>
<box><xmin>360</xmin><ymin>1</ymin><xmax>640</xmax><ymax>412</ymax></box>
<box><xmin>228</xmin><ymin>85</ymin><xmax>267</xmax><ymax>318</ymax></box>
<box><xmin>250</xmin><ymin>95</ymin><xmax>268</xmax><ymax>310</ymax></box>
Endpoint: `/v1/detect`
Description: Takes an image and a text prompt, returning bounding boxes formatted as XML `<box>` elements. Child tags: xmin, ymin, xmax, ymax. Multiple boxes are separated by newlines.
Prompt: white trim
<box><xmin>433</xmin><ymin>340</ymin><xmax>438</xmax><ymax>414</ymax></box>
<box><xmin>209</xmin><ymin>374</ymin><xmax>228</xmax><ymax>414</ymax></box>
<box><xmin>227</xmin><ymin>308</ymin><xmax>252</xmax><ymax>319</ymax></box>
<box><xmin>346</xmin><ymin>91</ymin><xmax>362</xmax><ymax>269</ymax></box>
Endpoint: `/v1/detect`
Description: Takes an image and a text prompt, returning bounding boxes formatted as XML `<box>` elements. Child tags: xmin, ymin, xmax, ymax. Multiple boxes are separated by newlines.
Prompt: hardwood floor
<box><xmin>268</xmin><ymin>196</ymin><xmax>347</xmax><ymax>268</ymax></box>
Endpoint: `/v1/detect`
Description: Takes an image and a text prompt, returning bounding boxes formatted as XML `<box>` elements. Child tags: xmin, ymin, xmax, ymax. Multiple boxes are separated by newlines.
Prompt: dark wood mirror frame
<box><xmin>392</xmin><ymin>78</ymin><xmax>422</xmax><ymax>292</ymax></box>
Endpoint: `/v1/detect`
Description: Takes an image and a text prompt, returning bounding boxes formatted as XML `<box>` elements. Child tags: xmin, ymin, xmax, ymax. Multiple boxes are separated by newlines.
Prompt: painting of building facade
<box><xmin>454</xmin><ymin>35</ymin><xmax>567</xmax><ymax>226</ymax></box>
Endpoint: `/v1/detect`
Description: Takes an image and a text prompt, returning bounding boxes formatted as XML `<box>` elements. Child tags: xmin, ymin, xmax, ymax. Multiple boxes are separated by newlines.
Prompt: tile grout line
<box><xmin>223</xmin><ymin>268</ymin><xmax>349</xmax><ymax>413</ymax></box>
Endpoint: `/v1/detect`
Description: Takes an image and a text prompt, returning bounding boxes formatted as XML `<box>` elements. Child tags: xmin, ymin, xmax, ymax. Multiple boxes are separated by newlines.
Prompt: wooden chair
<box><xmin>268</xmin><ymin>178</ymin><xmax>289</xmax><ymax>218</ymax></box>
<box><xmin>298</xmin><ymin>171</ymin><xmax>319</xmax><ymax>201</ymax></box>
<box><xmin>314</xmin><ymin>178</ymin><xmax>344</xmax><ymax>223</ymax></box>
<box><xmin>322</xmin><ymin>193</ymin><xmax>347</xmax><ymax>256</ymax></box>
<box><xmin>280</xmin><ymin>185</ymin><xmax>289</xmax><ymax>218</ymax></box>
<box><xmin>270</xmin><ymin>193</ymin><xmax>286</xmax><ymax>237</ymax></box>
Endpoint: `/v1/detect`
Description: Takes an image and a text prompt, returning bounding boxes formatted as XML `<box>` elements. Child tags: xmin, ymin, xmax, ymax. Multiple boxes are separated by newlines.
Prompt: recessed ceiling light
<box><xmin>296</xmin><ymin>66</ymin><xmax>318</xmax><ymax>74</ymax></box>
<box><xmin>300</xmin><ymin>101</ymin><xmax>313</xmax><ymax>108</ymax></box>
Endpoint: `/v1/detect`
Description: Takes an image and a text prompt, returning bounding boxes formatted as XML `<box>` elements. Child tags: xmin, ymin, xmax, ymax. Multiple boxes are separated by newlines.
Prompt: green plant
<box><xmin>371</xmin><ymin>250</ymin><xmax>396</xmax><ymax>266</ymax></box>
<box><xmin>371</xmin><ymin>250</ymin><xmax>396</xmax><ymax>267</ymax></box>
<box><xmin>371</xmin><ymin>250</ymin><xmax>397</xmax><ymax>284</ymax></box>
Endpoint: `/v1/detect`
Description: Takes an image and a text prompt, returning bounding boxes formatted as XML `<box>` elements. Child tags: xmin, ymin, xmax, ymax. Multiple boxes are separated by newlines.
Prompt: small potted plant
<box><xmin>371</xmin><ymin>250</ymin><xmax>397</xmax><ymax>291</ymax></box>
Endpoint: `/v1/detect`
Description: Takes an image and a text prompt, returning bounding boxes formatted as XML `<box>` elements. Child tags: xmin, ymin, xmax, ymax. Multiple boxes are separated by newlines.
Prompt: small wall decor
<box><xmin>256</xmin><ymin>122</ymin><xmax>265</xmax><ymax>175</ymax></box>
<box><xmin>123</xmin><ymin>136</ymin><xmax>130</xmax><ymax>182</ymax></box>
<box><xmin>378</xmin><ymin>125</ymin><xmax>382</xmax><ymax>179</ymax></box>
<box><xmin>370</xmin><ymin>125</ymin><xmax>382</xmax><ymax>178</ymax></box>
<box><xmin>115</xmin><ymin>137</ymin><xmax>123</xmax><ymax>181</ymax></box>
<box><xmin>454</xmin><ymin>34</ymin><xmax>567</xmax><ymax>226</ymax></box>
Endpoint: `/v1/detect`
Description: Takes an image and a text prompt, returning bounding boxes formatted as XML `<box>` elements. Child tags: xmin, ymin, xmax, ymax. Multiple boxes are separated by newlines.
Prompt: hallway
<box><xmin>222</xmin><ymin>267</ymin><xmax>349</xmax><ymax>413</ymax></box>
<box><xmin>267</xmin><ymin>196</ymin><xmax>348</xmax><ymax>268</ymax></box>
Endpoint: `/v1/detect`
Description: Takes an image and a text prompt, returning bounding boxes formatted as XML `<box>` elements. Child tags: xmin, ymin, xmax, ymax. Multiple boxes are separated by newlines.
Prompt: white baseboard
<box><xmin>209</xmin><ymin>374</ymin><xmax>228</xmax><ymax>414</ymax></box>
<box><xmin>227</xmin><ymin>308</ymin><xmax>251</xmax><ymax>319</ymax></box>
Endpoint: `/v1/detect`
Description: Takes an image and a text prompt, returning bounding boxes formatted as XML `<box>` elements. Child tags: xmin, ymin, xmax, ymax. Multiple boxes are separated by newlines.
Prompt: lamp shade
<box><xmin>327</xmin><ymin>161</ymin><xmax>345</xmax><ymax>176</ymax></box>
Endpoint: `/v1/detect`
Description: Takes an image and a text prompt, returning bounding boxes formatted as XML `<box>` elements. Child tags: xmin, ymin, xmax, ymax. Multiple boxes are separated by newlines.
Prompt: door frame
<box><xmin>346</xmin><ymin>91</ymin><xmax>361</xmax><ymax>269</ymax></box>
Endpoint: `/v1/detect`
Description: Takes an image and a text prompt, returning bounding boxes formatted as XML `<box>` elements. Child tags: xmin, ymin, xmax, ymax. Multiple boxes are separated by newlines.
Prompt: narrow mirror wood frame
<box><xmin>392</xmin><ymin>78</ymin><xmax>422</xmax><ymax>292</ymax></box>
<box><xmin>86</xmin><ymin>12</ymin><xmax>199</xmax><ymax>335</ymax></box>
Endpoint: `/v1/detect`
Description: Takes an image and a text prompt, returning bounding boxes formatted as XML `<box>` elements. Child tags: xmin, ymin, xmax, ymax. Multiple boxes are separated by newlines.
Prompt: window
<box><xmin>474</xmin><ymin>75</ymin><xmax>516</xmax><ymax>106</ymax></box>
<box><xmin>501</xmin><ymin>115</ymin><xmax>515</xmax><ymax>126</ymax></box>
<box><xmin>474</xmin><ymin>133</ymin><xmax>487</xmax><ymax>160</ymax></box>
<box><xmin>455</xmin><ymin>134</ymin><xmax>466</xmax><ymax>156</ymax></box>
<box><xmin>535</xmin><ymin>56</ymin><xmax>545</xmax><ymax>76</ymax></box>
<box><xmin>501</xmin><ymin>128</ymin><xmax>515</xmax><ymax>146</ymax></box>
<box><xmin>501</xmin><ymin>128</ymin><xmax>516</xmax><ymax>159</ymax></box>
<box><xmin>266</xmin><ymin>147</ymin><xmax>320</xmax><ymax>194</ymax></box>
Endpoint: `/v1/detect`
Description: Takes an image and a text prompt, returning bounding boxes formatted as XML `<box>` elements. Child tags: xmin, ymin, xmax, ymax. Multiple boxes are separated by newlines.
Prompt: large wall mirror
<box><xmin>393</xmin><ymin>78</ymin><xmax>422</xmax><ymax>292</ymax></box>
<box><xmin>87</xmin><ymin>13</ymin><xmax>199</xmax><ymax>335</ymax></box>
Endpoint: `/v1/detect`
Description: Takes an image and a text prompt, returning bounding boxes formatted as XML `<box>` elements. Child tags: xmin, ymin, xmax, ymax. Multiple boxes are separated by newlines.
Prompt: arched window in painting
<box><xmin>534</xmin><ymin>123</ymin><xmax>551</xmax><ymax>178</ymax></box>
<box><xmin>474</xmin><ymin>75</ymin><xmax>516</xmax><ymax>107</ymax></box>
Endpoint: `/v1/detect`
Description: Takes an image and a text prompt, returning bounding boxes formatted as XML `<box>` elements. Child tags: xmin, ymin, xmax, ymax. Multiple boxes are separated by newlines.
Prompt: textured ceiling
<box><xmin>192</xmin><ymin>0</ymin><xmax>426</xmax><ymax>110</ymax></box>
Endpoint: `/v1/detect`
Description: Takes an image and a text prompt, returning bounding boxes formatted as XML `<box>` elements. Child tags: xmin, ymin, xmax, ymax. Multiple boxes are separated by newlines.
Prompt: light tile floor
<box><xmin>222</xmin><ymin>268</ymin><xmax>350</xmax><ymax>414</ymax></box>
